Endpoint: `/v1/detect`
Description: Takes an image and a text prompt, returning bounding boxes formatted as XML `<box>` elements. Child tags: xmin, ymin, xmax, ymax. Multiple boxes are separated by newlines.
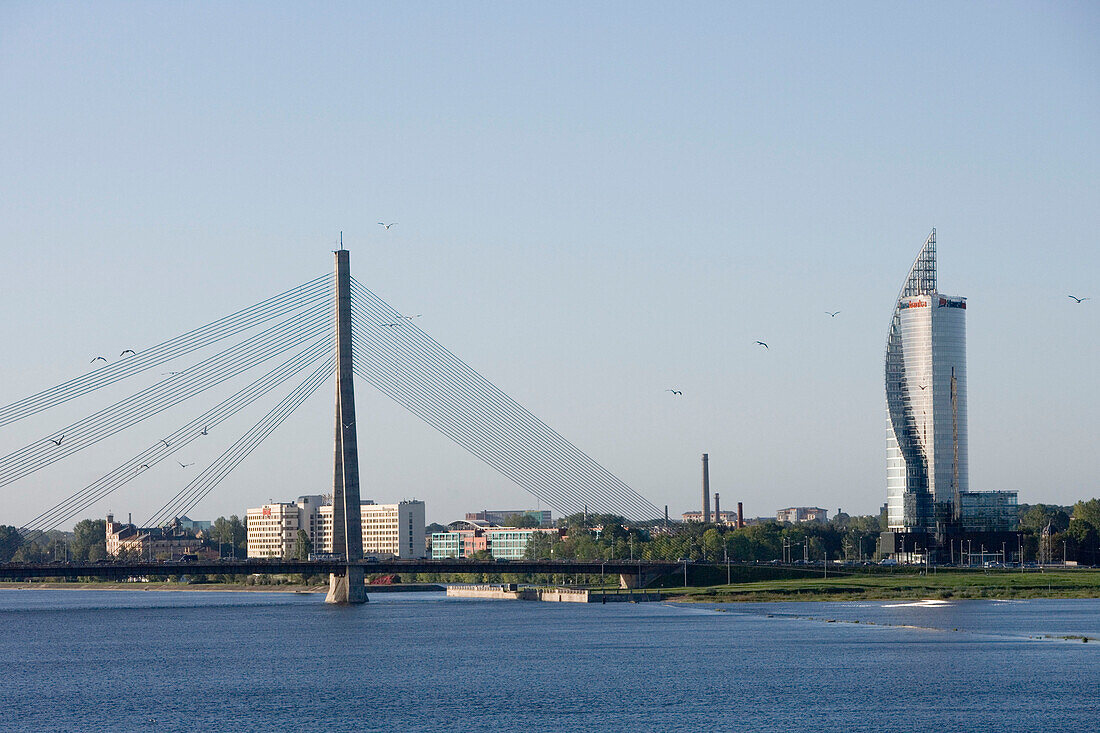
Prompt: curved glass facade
<box><xmin>885</xmin><ymin>231</ymin><xmax>968</xmax><ymax>531</ymax></box>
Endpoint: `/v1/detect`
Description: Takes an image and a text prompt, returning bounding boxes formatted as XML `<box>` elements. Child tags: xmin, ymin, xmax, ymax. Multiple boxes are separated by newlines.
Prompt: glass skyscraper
<box><xmin>885</xmin><ymin>230</ymin><xmax>968</xmax><ymax>532</ymax></box>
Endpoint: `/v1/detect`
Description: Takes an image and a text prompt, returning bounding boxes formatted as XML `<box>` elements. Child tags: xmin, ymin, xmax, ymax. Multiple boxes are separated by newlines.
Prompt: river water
<box><xmin>3</xmin><ymin>590</ymin><xmax>1098</xmax><ymax>732</ymax></box>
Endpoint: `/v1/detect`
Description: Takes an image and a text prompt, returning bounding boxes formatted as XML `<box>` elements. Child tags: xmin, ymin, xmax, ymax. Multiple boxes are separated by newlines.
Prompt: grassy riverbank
<box><xmin>663</xmin><ymin>569</ymin><xmax>1100</xmax><ymax>602</ymax></box>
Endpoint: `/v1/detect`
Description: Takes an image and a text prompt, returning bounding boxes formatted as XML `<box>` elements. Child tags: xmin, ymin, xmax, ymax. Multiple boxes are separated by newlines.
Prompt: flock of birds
<box><xmin>662</xmin><ymin>297</ymin><xmax>1090</xmax><ymax>398</ymax></box>
<box><xmin>49</xmin><ymin>272</ymin><xmax>1092</xmax><ymax>459</ymax></box>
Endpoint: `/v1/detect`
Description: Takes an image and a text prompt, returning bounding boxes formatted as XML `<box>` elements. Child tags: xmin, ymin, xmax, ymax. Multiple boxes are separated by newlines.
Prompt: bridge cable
<box><xmin>0</xmin><ymin>303</ymin><xmax>329</xmax><ymax>486</ymax></box>
<box><xmin>348</xmin><ymin>283</ymin><xmax>659</xmax><ymax>520</ymax></box>
<box><xmin>0</xmin><ymin>274</ymin><xmax>331</xmax><ymax>427</ymax></box>
<box><xmin>0</xmin><ymin>303</ymin><xmax>330</xmax><ymax>488</ymax></box>
<box><xmin>347</xmin><ymin>302</ymin><xmax>634</xmax><ymax>519</ymax></box>
<box><xmin>349</xmin><ymin>283</ymin><xmax>658</xmax><ymax>519</ymax></box>
<box><xmin>18</xmin><ymin>335</ymin><xmax>334</xmax><ymax>538</ymax></box>
<box><xmin>347</xmin><ymin>295</ymin><xmax>649</xmax><ymax>519</ymax></box>
<box><xmin>143</xmin><ymin>356</ymin><xmax>335</xmax><ymax>527</ymax></box>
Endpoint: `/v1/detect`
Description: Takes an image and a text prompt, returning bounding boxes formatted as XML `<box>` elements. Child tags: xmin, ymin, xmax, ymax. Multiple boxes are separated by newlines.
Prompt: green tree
<box><xmin>12</xmin><ymin>542</ymin><xmax>47</xmax><ymax>562</ymax></box>
<box><xmin>502</xmin><ymin>513</ymin><xmax>540</xmax><ymax>528</ymax></box>
<box><xmin>0</xmin><ymin>526</ymin><xmax>23</xmax><ymax>563</ymax></box>
<box><xmin>1020</xmin><ymin>504</ymin><xmax>1070</xmax><ymax>534</ymax></box>
<box><xmin>70</xmin><ymin>519</ymin><xmax>106</xmax><ymax>561</ymax></box>
<box><xmin>1072</xmin><ymin>499</ymin><xmax>1100</xmax><ymax>532</ymax></box>
<box><xmin>294</xmin><ymin>529</ymin><xmax>312</xmax><ymax>560</ymax></box>
<box><xmin>211</xmin><ymin>516</ymin><xmax>247</xmax><ymax>558</ymax></box>
<box><xmin>701</xmin><ymin>528</ymin><xmax>724</xmax><ymax>561</ymax></box>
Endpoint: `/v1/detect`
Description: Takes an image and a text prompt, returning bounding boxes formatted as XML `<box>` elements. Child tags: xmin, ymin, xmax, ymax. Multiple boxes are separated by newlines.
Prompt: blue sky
<box><xmin>1</xmin><ymin>2</ymin><xmax>1097</xmax><ymax>527</ymax></box>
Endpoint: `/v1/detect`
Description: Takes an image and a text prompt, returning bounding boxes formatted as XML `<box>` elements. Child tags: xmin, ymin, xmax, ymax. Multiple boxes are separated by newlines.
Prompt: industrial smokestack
<box><xmin>715</xmin><ymin>493</ymin><xmax>721</xmax><ymax>523</ymax></box>
<box><xmin>702</xmin><ymin>453</ymin><xmax>711</xmax><ymax>523</ymax></box>
<box><xmin>737</xmin><ymin>502</ymin><xmax>745</xmax><ymax>529</ymax></box>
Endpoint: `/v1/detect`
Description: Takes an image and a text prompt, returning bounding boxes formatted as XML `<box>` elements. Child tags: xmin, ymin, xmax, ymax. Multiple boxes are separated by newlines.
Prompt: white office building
<box><xmin>246</xmin><ymin>495</ymin><xmax>426</xmax><ymax>559</ymax></box>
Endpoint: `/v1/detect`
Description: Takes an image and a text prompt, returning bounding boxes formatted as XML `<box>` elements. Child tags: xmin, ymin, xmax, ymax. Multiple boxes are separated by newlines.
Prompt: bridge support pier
<box><xmin>619</xmin><ymin>569</ymin><xmax>661</xmax><ymax>589</ymax></box>
<box><xmin>326</xmin><ymin>566</ymin><xmax>367</xmax><ymax>604</ymax></box>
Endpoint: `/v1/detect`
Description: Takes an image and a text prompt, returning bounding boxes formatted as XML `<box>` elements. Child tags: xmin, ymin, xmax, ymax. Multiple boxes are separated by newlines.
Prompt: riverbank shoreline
<box><xmin>663</xmin><ymin>569</ymin><xmax>1100</xmax><ymax>603</ymax></box>
<box><xmin>0</xmin><ymin>581</ymin><xmax>445</xmax><ymax>593</ymax></box>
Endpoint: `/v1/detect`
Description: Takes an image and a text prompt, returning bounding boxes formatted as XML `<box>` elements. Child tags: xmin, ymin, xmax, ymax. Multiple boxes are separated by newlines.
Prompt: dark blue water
<box><xmin>3</xmin><ymin>590</ymin><xmax>1098</xmax><ymax>732</ymax></box>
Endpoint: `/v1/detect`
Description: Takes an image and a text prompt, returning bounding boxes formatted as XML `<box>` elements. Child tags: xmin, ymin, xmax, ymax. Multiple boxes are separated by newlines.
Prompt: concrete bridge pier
<box><xmin>326</xmin><ymin>566</ymin><xmax>367</xmax><ymax>604</ymax></box>
<box><xmin>619</xmin><ymin>569</ymin><xmax>661</xmax><ymax>589</ymax></box>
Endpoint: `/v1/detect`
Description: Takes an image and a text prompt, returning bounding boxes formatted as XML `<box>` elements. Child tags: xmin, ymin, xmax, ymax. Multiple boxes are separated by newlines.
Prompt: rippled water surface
<box><xmin>3</xmin><ymin>590</ymin><xmax>1098</xmax><ymax>732</ymax></box>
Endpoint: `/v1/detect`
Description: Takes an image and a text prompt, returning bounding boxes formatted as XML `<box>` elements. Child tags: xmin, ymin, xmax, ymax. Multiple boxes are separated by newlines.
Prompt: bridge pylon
<box><xmin>326</xmin><ymin>247</ymin><xmax>367</xmax><ymax>604</ymax></box>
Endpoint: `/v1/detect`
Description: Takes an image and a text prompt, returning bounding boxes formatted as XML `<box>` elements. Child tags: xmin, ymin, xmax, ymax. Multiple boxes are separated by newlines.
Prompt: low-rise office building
<box><xmin>246</xmin><ymin>495</ymin><xmax>426</xmax><ymax>559</ymax></box>
<box><xmin>465</xmin><ymin>509</ymin><xmax>553</xmax><ymax>527</ymax></box>
<box><xmin>431</xmin><ymin>520</ymin><xmax>562</xmax><ymax>560</ymax></box>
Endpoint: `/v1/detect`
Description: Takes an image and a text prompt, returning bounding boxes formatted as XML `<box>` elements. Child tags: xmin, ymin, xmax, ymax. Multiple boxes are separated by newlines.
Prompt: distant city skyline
<box><xmin>0</xmin><ymin>3</ymin><xmax>1097</xmax><ymax>528</ymax></box>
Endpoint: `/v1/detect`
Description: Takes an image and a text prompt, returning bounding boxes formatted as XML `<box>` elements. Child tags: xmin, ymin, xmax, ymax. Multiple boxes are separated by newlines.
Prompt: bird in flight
<box><xmin>918</xmin><ymin>384</ymin><xmax>928</xmax><ymax>390</ymax></box>
<box><xmin>1068</xmin><ymin>295</ymin><xmax>1090</xmax><ymax>303</ymax></box>
<box><xmin>400</xmin><ymin>313</ymin><xmax>422</xmax><ymax>321</ymax></box>
<box><xmin>47</xmin><ymin>435</ymin><xmax>64</xmax><ymax>447</ymax></box>
<box><xmin>178</xmin><ymin>461</ymin><xmax>194</xmax><ymax>468</ymax></box>
<box><xmin>826</xmin><ymin>311</ymin><xmax>841</xmax><ymax>318</ymax></box>
<box><xmin>378</xmin><ymin>222</ymin><xmax>397</xmax><ymax>230</ymax></box>
<box><xmin>138</xmin><ymin>464</ymin><xmax>149</xmax><ymax>471</ymax></box>
<box><xmin>755</xmin><ymin>341</ymin><xmax>769</xmax><ymax>349</ymax></box>
<box><xmin>665</xmin><ymin>389</ymin><xmax>683</xmax><ymax>396</ymax></box>
<box><xmin>201</xmin><ymin>426</ymin><xmax>209</xmax><ymax>436</ymax></box>
<box><xmin>162</xmin><ymin>371</ymin><xmax>182</xmax><ymax>376</ymax></box>
<box><xmin>380</xmin><ymin>322</ymin><xmax>402</xmax><ymax>328</ymax></box>
<box><xmin>120</xmin><ymin>349</ymin><xmax>136</xmax><ymax>356</ymax></box>
<box><xmin>90</xmin><ymin>356</ymin><xmax>107</xmax><ymax>363</ymax></box>
<box><xmin>343</xmin><ymin>421</ymin><xmax>355</xmax><ymax>429</ymax></box>
<box><xmin>161</xmin><ymin>439</ymin><xmax>170</xmax><ymax>448</ymax></box>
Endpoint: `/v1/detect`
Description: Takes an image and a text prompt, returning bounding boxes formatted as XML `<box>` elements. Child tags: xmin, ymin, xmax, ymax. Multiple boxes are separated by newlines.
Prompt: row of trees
<box><xmin>1018</xmin><ymin>501</ymin><xmax>1100</xmax><ymax>565</ymax></box>
<box><xmin>517</xmin><ymin>501</ymin><xmax>1100</xmax><ymax>565</ymax></box>
<box><xmin>0</xmin><ymin>515</ymin><xmax>251</xmax><ymax>564</ymax></box>
<box><xmin>522</xmin><ymin>512</ymin><xmax>883</xmax><ymax>564</ymax></box>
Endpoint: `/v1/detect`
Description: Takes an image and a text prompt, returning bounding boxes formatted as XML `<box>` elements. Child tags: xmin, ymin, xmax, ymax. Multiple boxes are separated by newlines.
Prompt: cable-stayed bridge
<box><xmin>1</xmin><ymin>249</ymin><xmax>662</xmax><ymax>601</ymax></box>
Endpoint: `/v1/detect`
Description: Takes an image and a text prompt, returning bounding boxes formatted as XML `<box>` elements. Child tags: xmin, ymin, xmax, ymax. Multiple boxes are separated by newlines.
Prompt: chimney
<box><xmin>702</xmin><ymin>454</ymin><xmax>711</xmax><ymax>523</ymax></box>
<box><xmin>714</xmin><ymin>493</ymin><xmax>721</xmax><ymax>523</ymax></box>
<box><xmin>128</xmin><ymin>512</ymin><xmax>132</xmax><ymax>527</ymax></box>
<box><xmin>737</xmin><ymin>502</ymin><xmax>745</xmax><ymax>529</ymax></box>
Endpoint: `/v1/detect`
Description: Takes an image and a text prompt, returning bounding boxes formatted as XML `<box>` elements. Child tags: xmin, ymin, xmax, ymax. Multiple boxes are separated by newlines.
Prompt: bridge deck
<box><xmin>0</xmin><ymin>559</ymin><xmax>682</xmax><ymax>581</ymax></box>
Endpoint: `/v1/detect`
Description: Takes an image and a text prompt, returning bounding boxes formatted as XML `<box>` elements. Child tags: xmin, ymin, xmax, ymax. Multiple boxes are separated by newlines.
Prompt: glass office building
<box><xmin>885</xmin><ymin>230</ymin><xmax>968</xmax><ymax>532</ymax></box>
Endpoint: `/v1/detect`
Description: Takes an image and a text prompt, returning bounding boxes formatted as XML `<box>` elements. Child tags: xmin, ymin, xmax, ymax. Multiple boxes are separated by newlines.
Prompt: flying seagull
<box><xmin>755</xmin><ymin>341</ymin><xmax>769</xmax><ymax>349</ymax></box>
<box><xmin>343</xmin><ymin>421</ymin><xmax>355</xmax><ymax>429</ymax></box>
<box><xmin>161</xmin><ymin>439</ymin><xmax>170</xmax><ymax>448</ymax></box>
<box><xmin>178</xmin><ymin>461</ymin><xmax>194</xmax><ymax>468</ymax></box>
<box><xmin>1068</xmin><ymin>295</ymin><xmax>1090</xmax><ymax>303</ymax></box>
<box><xmin>400</xmin><ymin>313</ymin><xmax>422</xmax><ymax>321</ymax></box>
<box><xmin>378</xmin><ymin>222</ymin><xmax>397</xmax><ymax>230</ymax></box>
<box><xmin>91</xmin><ymin>356</ymin><xmax>107</xmax><ymax>363</ymax></box>
<box><xmin>665</xmin><ymin>389</ymin><xmax>683</xmax><ymax>396</ymax></box>
<box><xmin>380</xmin><ymin>322</ymin><xmax>402</xmax><ymax>328</ymax></box>
<box><xmin>918</xmin><ymin>384</ymin><xmax>928</xmax><ymax>390</ymax></box>
<box><xmin>138</xmin><ymin>464</ymin><xmax>149</xmax><ymax>471</ymax></box>
<box><xmin>826</xmin><ymin>311</ymin><xmax>841</xmax><ymax>318</ymax></box>
<box><xmin>162</xmin><ymin>371</ymin><xmax>182</xmax><ymax>376</ymax></box>
<box><xmin>48</xmin><ymin>435</ymin><xmax>64</xmax><ymax>447</ymax></box>
<box><xmin>120</xmin><ymin>349</ymin><xmax>136</xmax><ymax>356</ymax></box>
<box><xmin>201</xmin><ymin>426</ymin><xmax>209</xmax><ymax>436</ymax></box>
